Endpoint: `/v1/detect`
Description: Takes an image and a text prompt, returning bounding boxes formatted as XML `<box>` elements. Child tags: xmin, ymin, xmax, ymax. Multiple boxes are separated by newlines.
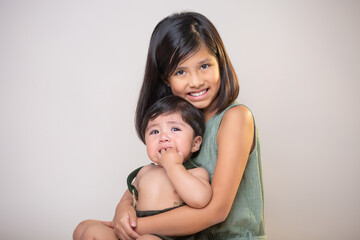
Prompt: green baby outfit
<box><xmin>126</xmin><ymin>164</ymin><xmax>195</xmax><ymax>240</ymax></box>
<box><xmin>187</xmin><ymin>102</ymin><xmax>267</xmax><ymax>240</ymax></box>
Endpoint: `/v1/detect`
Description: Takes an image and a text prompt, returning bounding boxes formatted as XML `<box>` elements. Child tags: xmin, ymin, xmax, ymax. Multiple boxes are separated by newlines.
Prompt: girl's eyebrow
<box><xmin>176</xmin><ymin>58</ymin><xmax>212</xmax><ymax>70</ymax></box>
<box><xmin>198</xmin><ymin>58</ymin><xmax>212</xmax><ymax>65</ymax></box>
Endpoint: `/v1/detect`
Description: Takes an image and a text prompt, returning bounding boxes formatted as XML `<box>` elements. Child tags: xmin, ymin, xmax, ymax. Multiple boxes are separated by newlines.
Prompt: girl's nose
<box><xmin>189</xmin><ymin>73</ymin><xmax>203</xmax><ymax>88</ymax></box>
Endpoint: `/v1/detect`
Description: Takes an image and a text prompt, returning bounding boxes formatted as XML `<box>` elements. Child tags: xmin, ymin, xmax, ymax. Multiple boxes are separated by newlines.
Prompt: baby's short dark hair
<box><xmin>139</xmin><ymin>95</ymin><xmax>205</xmax><ymax>144</ymax></box>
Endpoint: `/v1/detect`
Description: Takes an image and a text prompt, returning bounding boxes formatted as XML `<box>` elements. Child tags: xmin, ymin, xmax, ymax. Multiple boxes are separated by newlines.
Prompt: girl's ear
<box><xmin>163</xmin><ymin>79</ymin><xmax>171</xmax><ymax>87</ymax></box>
<box><xmin>191</xmin><ymin>136</ymin><xmax>202</xmax><ymax>152</ymax></box>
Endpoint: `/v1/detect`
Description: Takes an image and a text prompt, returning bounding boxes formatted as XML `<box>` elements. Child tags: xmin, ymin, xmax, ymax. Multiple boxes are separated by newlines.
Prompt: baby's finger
<box><xmin>101</xmin><ymin>221</ymin><xmax>114</xmax><ymax>228</ymax></box>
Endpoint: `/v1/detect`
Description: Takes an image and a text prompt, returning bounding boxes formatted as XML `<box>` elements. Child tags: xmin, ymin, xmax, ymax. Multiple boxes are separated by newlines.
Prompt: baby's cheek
<box><xmin>146</xmin><ymin>147</ymin><xmax>155</xmax><ymax>162</ymax></box>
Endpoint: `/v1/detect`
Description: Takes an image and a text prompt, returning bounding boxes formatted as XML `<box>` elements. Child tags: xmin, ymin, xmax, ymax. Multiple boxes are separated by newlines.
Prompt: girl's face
<box><xmin>144</xmin><ymin>112</ymin><xmax>202</xmax><ymax>164</ymax></box>
<box><xmin>168</xmin><ymin>44</ymin><xmax>221</xmax><ymax>115</ymax></box>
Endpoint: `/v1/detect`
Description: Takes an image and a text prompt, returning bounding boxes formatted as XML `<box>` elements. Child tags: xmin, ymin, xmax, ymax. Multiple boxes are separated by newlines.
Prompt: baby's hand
<box><xmin>157</xmin><ymin>148</ymin><xmax>184</xmax><ymax>169</ymax></box>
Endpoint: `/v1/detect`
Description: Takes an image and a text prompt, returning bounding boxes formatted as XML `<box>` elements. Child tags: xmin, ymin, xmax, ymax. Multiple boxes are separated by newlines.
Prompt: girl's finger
<box><xmin>122</xmin><ymin>222</ymin><xmax>140</xmax><ymax>239</ymax></box>
<box><xmin>128</xmin><ymin>209</ymin><xmax>138</xmax><ymax>228</ymax></box>
<box><xmin>114</xmin><ymin>215</ymin><xmax>140</xmax><ymax>240</ymax></box>
<box><xmin>117</xmin><ymin>226</ymin><xmax>136</xmax><ymax>240</ymax></box>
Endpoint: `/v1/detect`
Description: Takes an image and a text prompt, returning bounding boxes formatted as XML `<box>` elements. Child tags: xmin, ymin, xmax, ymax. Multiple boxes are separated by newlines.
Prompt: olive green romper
<box><xmin>127</xmin><ymin>164</ymin><xmax>195</xmax><ymax>240</ymax></box>
<box><xmin>187</xmin><ymin>102</ymin><xmax>267</xmax><ymax>240</ymax></box>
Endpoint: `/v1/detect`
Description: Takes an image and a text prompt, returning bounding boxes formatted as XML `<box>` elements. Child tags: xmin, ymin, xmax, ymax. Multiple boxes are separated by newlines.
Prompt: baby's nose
<box><xmin>159</xmin><ymin>133</ymin><xmax>170</xmax><ymax>142</ymax></box>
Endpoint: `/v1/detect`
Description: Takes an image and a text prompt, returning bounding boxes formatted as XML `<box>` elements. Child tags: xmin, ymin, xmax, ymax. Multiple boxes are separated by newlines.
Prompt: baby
<box><xmin>74</xmin><ymin>95</ymin><xmax>212</xmax><ymax>240</ymax></box>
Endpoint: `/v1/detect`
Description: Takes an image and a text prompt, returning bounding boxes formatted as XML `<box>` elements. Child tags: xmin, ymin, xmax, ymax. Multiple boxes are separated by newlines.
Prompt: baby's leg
<box><xmin>73</xmin><ymin>220</ymin><xmax>117</xmax><ymax>240</ymax></box>
<box><xmin>137</xmin><ymin>235</ymin><xmax>162</xmax><ymax>240</ymax></box>
<box><xmin>73</xmin><ymin>220</ymin><xmax>99</xmax><ymax>240</ymax></box>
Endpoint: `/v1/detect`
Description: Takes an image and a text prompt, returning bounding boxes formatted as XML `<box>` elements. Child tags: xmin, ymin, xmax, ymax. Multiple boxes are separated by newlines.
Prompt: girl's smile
<box><xmin>188</xmin><ymin>88</ymin><xmax>208</xmax><ymax>97</ymax></box>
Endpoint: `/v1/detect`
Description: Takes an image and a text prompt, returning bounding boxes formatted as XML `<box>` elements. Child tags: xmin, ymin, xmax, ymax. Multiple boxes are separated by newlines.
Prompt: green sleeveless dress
<box><xmin>188</xmin><ymin>102</ymin><xmax>266</xmax><ymax>240</ymax></box>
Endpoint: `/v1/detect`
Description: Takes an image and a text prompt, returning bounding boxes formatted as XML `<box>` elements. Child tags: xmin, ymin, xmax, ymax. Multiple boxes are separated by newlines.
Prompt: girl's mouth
<box><xmin>188</xmin><ymin>89</ymin><xmax>208</xmax><ymax>97</ymax></box>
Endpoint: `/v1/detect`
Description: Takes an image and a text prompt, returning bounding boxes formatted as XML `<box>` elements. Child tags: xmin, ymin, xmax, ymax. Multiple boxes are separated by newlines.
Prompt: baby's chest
<box><xmin>137</xmin><ymin>168</ymin><xmax>176</xmax><ymax>194</ymax></box>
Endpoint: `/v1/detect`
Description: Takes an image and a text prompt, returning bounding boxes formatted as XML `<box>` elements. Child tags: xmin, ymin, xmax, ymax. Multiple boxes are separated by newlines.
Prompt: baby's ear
<box><xmin>191</xmin><ymin>136</ymin><xmax>202</xmax><ymax>153</ymax></box>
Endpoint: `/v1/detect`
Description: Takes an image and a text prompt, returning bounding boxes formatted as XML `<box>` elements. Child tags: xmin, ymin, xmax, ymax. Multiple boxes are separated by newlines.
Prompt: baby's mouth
<box><xmin>158</xmin><ymin>147</ymin><xmax>172</xmax><ymax>153</ymax></box>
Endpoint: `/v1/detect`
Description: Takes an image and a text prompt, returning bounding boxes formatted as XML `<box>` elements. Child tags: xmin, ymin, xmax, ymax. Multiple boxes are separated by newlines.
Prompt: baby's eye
<box><xmin>171</xmin><ymin>127</ymin><xmax>180</xmax><ymax>132</ymax></box>
<box><xmin>200</xmin><ymin>64</ymin><xmax>210</xmax><ymax>70</ymax></box>
<box><xmin>150</xmin><ymin>130</ymin><xmax>159</xmax><ymax>135</ymax></box>
<box><xmin>175</xmin><ymin>70</ymin><xmax>185</xmax><ymax>76</ymax></box>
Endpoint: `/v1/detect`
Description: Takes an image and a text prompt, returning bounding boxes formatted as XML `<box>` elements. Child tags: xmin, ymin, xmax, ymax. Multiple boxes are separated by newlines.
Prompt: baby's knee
<box><xmin>137</xmin><ymin>234</ymin><xmax>162</xmax><ymax>240</ymax></box>
<box><xmin>81</xmin><ymin>222</ymin><xmax>117</xmax><ymax>240</ymax></box>
<box><xmin>73</xmin><ymin>219</ymin><xmax>98</xmax><ymax>240</ymax></box>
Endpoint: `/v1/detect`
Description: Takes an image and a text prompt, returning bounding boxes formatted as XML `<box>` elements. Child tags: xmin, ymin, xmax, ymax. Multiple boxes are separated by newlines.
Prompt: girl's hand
<box><xmin>157</xmin><ymin>148</ymin><xmax>184</xmax><ymax>169</ymax></box>
<box><xmin>112</xmin><ymin>195</ymin><xmax>140</xmax><ymax>240</ymax></box>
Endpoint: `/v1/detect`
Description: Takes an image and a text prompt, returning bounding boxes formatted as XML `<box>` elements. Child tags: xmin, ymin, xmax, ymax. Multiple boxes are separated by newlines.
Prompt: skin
<box><xmin>138</xmin><ymin>112</ymin><xmax>211</xmax><ymax>211</ymax></box>
<box><xmin>73</xmin><ymin>113</ymin><xmax>212</xmax><ymax>240</ymax></box>
<box><xmin>168</xmin><ymin>44</ymin><xmax>221</xmax><ymax>121</ymax></box>
<box><xmin>145</xmin><ymin>112</ymin><xmax>201</xmax><ymax>165</ymax></box>
<box><xmin>110</xmin><ymin>44</ymin><xmax>255</xmax><ymax>239</ymax></box>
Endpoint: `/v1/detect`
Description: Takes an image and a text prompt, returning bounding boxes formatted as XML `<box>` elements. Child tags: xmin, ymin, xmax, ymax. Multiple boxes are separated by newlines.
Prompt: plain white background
<box><xmin>1</xmin><ymin>0</ymin><xmax>359</xmax><ymax>239</ymax></box>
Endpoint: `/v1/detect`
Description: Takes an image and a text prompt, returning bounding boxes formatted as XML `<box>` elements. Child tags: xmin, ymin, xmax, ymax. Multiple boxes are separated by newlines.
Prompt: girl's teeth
<box><xmin>190</xmin><ymin>89</ymin><xmax>207</xmax><ymax>97</ymax></box>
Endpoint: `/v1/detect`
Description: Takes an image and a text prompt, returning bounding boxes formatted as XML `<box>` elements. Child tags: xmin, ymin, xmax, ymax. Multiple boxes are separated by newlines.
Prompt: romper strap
<box><xmin>126</xmin><ymin>166</ymin><xmax>143</xmax><ymax>198</ymax></box>
<box><xmin>183</xmin><ymin>159</ymin><xmax>199</xmax><ymax>170</ymax></box>
<box><xmin>126</xmin><ymin>160</ymin><xmax>199</xmax><ymax>199</ymax></box>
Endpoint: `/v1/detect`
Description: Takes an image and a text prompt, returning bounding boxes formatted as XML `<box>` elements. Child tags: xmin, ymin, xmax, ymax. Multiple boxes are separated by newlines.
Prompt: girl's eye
<box><xmin>175</xmin><ymin>70</ymin><xmax>185</xmax><ymax>76</ymax></box>
<box><xmin>150</xmin><ymin>130</ymin><xmax>159</xmax><ymax>135</ymax></box>
<box><xmin>200</xmin><ymin>64</ymin><xmax>210</xmax><ymax>70</ymax></box>
<box><xmin>171</xmin><ymin>127</ymin><xmax>180</xmax><ymax>132</ymax></box>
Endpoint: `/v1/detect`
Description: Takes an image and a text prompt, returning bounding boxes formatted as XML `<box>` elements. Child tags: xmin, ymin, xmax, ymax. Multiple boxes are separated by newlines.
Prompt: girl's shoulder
<box><xmin>218</xmin><ymin>104</ymin><xmax>254</xmax><ymax>138</ymax></box>
<box><xmin>222</xmin><ymin>104</ymin><xmax>254</xmax><ymax>126</ymax></box>
<box><xmin>206</xmin><ymin>103</ymin><xmax>255</xmax><ymax>135</ymax></box>
<box><xmin>213</xmin><ymin>102</ymin><xmax>254</xmax><ymax>121</ymax></box>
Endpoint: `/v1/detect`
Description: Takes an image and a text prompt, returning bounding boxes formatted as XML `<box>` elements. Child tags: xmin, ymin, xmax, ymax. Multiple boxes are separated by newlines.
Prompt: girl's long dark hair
<box><xmin>135</xmin><ymin>12</ymin><xmax>239</xmax><ymax>140</ymax></box>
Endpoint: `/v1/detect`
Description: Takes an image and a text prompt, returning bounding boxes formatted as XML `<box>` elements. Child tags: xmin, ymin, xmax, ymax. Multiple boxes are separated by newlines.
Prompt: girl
<box><xmin>112</xmin><ymin>11</ymin><xmax>266</xmax><ymax>240</ymax></box>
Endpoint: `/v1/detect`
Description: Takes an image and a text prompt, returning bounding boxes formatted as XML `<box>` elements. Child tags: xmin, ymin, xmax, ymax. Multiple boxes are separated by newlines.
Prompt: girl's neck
<box><xmin>203</xmin><ymin>107</ymin><xmax>218</xmax><ymax>123</ymax></box>
<box><xmin>203</xmin><ymin>97</ymin><xmax>219</xmax><ymax>123</ymax></box>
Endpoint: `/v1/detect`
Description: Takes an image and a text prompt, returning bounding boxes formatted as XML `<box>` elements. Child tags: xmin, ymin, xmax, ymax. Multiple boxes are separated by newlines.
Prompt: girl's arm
<box><xmin>112</xmin><ymin>189</ymin><xmax>140</xmax><ymax>239</ymax></box>
<box><xmin>134</xmin><ymin>105</ymin><xmax>254</xmax><ymax>236</ymax></box>
<box><xmin>159</xmin><ymin>148</ymin><xmax>212</xmax><ymax>208</ymax></box>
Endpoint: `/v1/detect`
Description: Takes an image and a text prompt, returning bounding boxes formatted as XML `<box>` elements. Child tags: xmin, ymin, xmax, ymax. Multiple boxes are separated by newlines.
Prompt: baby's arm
<box><xmin>158</xmin><ymin>148</ymin><xmax>212</xmax><ymax>208</ymax></box>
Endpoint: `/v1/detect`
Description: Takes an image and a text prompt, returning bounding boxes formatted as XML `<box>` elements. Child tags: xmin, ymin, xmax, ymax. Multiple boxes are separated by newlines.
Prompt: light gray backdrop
<box><xmin>1</xmin><ymin>0</ymin><xmax>359</xmax><ymax>239</ymax></box>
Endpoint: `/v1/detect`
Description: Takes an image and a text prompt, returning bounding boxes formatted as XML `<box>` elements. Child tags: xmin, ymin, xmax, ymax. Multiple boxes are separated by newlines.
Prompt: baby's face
<box><xmin>144</xmin><ymin>112</ymin><xmax>201</xmax><ymax>164</ymax></box>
